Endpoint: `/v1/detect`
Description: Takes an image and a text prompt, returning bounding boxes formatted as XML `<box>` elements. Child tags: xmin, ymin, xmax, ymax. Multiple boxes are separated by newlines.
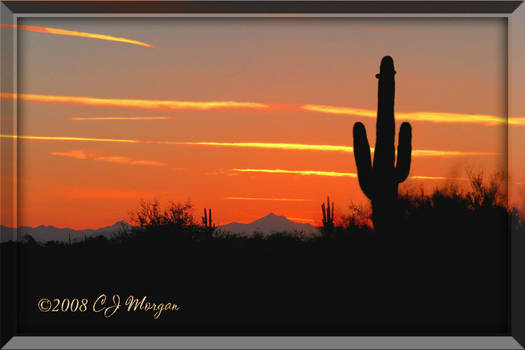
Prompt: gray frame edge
<box><xmin>0</xmin><ymin>0</ymin><xmax>17</xmax><ymax>349</ymax></box>
<box><xmin>1</xmin><ymin>336</ymin><xmax>524</xmax><ymax>349</ymax></box>
<box><xmin>509</xmin><ymin>1</ymin><xmax>525</xmax><ymax>349</ymax></box>
<box><xmin>1</xmin><ymin>1</ymin><xmax>524</xmax><ymax>349</ymax></box>
<box><xmin>2</xmin><ymin>1</ymin><xmax>524</xmax><ymax>14</ymax></box>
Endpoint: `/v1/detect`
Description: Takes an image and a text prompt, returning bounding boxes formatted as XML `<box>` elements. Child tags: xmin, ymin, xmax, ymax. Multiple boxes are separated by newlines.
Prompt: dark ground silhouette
<box><xmin>2</xmin><ymin>174</ymin><xmax>521</xmax><ymax>336</ymax></box>
<box><xmin>2</xmin><ymin>56</ymin><xmax>518</xmax><ymax>338</ymax></box>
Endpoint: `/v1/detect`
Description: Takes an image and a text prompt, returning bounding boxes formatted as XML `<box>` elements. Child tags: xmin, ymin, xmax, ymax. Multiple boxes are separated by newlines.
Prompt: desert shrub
<box><xmin>130</xmin><ymin>199</ymin><xmax>194</xmax><ymax>229</ymax></box>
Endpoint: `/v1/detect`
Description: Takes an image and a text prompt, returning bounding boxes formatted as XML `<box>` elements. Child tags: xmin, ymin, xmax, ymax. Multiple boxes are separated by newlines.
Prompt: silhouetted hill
<box><xmin>218</xmin><ymin>213</ymin><xmax>319</xmax><ymax>236</ymax></box>
<box><xmin>0</xmin><ymin>221</ymin><xmax>131</xmax><ymax>243</ymax></box>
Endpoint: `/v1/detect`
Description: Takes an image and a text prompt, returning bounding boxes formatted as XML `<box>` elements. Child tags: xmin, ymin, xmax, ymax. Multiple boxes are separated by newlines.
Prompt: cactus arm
<box><xmin>321</xmin><ymin>203</ymin><xmax>326</xmax><ymax>225</ymax></box>
<box><xmin>321</xmin><ymin>197</ymin><xmax>335</xmax><ymax>236</ymax></box>
<box><xmin>326</xmin><ymin>196</ymin><xmax>331</xmax><ymax>225</ymax></box>
<box><xmin>353</xmin><ymin>122</ymin><xmax>374</xmax><ymax>199</ymax></box>
<box><xmin>395</xmin><ymin>122</ymin><xmax>412</xmax><ymax>183</ymax></box>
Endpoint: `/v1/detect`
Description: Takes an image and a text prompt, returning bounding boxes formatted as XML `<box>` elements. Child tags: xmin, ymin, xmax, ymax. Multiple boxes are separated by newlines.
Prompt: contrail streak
<box><xmin>3</xmin><ymin>89</ymin><xmax>522</xmax><ymax>126</ymax></box>
<box><xmin>0</xmin><ymin>24</ymin><xmax>153</xmax><ymax>47</ymax></box>
<box><xmin>182</xmin><ymin>141</ymin><xmax>353</xmax><ymax>153</ymax></box>
<box><xmin>231</xmin><ymin>168</ymin><xmax>463</xmax><ymax>181</ymax></box>
<box><xmin>303</xmin><ymin>105</ymin><xmax>376</xmax><ymax>118</ymax></box>
<box><xmin>409</xmin><ymin>175</ymin><xmax>459</xmax><ymax>181</ymax></box>
<box><xmin>288</xmin><ymin>217</ymin><xmax>316</xmax><ymax>223</ymax></box>
<box><xmin>0</xmin><ymin>134</ymin><xmax>139</xmax><ymax>143</ymax></box>
<box><xmin>302</xmin><ymin>104</ymin><xmax>525</xmax><ymax>126</ymax></box>
<box><xmin>68</xmin><ymin>117</ymin><xmax>174</xmax><ymax>121</ymax></box>
<box><xmin>178</xmin><ymin>141</ymin><xmax>496</xmax><ymax>157</ymax></box>
<box><xmin>50</xmin><ymin>150</ymin><xmax>166</xmax><ymax>167</ymax></box>
<box><xmin>224</xmin><ymin>197</ymin><xmax>311</xmax><ymax>202</ymax></box>
<box><xmin>232</xmin><ymin>168</ymin><xmax>358</xmax><ymax>178</ymax></box>
<box><xmin>0</xmin><ymin>92</ymin><xmax>269</xmax><ymax>111</ymax></box>
<box><xmin>0</xmin><ymin>135</ymin><xmax>497</xmax><ymax>158</ymax></box>
<box><xmin>411</xmin><ymin>150</ymin><xmax>495</xmax><ymax>157</ymax></box>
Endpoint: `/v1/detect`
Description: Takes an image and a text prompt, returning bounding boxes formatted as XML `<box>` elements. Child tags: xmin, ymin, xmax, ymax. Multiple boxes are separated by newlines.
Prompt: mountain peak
<box><xmin>262</xmin><ymin>212</ymin><xmax>284</xmax><ymax>219</ymax></box>
<box><xmin>218</xmin><ymin>213</ymin><xmax>319</xmax><ymax>236</ymax></box>
<box><xmin>253</xmin><ymin>212</ymin><xmax>288</xmax><ymax>224</ymax></box>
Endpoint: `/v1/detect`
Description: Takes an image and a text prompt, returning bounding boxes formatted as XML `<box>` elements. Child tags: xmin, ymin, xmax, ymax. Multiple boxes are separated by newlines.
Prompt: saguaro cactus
<box><xmin>202</xmin><ymin>208</ymin><xmax>215</xmax><ymax>232</ymax></box>
<box><xmin>353</xmin><ymin>56</ymin><xmax>412</xmax><ymax>231</ymax></box>
<box><xmin>321</xmin><ymin>196</ymin><xmax>335</xmax><ymax>236</ymax></box>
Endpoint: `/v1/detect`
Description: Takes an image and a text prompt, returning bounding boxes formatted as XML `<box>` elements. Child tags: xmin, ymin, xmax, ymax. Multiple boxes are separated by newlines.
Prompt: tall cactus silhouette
<box><xmin>353</xmin><ymin>56</ymin><xmax>412</xmax><ymax>231</ymax></box>
<box><xmin>202</xmin><ymin>208</ymin><xmax>215</xmax><ymax>232</ymax></box>
<box><xmin>321</xmin><ymin>196</ymin><xmax>335</xmax><ymax>236</ymax></box>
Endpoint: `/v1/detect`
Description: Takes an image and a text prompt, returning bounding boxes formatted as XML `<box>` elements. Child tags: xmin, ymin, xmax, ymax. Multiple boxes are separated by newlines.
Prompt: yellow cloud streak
<box><xmin>179</xmin><ymin>141</ymin><xmax>496</xmax><ymax>157</ymax></box>
<box><xmin>0</xmin><ymin>92</ymin><xmax>269</xmax><ymax>111</ymax></box>
<box><xmin>411</xmin><ymin>150</ymin><xmax>495</xmax><ymax>157</ymax></box>
<box><xmin>0</xmin><ymin>135</ymin><xmax>497</xmax><ymax>158</ymax></box>
<box><xmin>182</xmin><ymin>141</ymin><xmax>353</xmax><ymax>153</ymax></box>
<box><xmin>0</xmin><ymin>134</ymin><xmax>139</xmax><ymax>143</ymax></box>
<box><xmin>68</xmin><ymin>117</ymin><xmax>174</xmax><ymax>121</ymax></box>
<box><xmin>288</xmin><ymin>217</ymin><xmax>316</xmax><ymax>223</ymax></box>
<box><xmin>3</xmin><ymin>89</ymin><xmax>522</xmax><ymax>126</ymax></box>
<box><xmin>231</xmin><ymin>168</ymin><xmax>462</xmax><ymax>181</ymax></box>
<box><xmin>224</xmin><ymin>197</ymin><xmax>311</xmax><ymax>202</ymax></box>
<box><xmin>50</xmin><ymin>150</ymin><xmax>166</xmax><ymax>167</ymax></box>
<box><xmin>409</xmin><ymin>175</ymin><xmax>459</xmax><ymax>181</ymax></box>
<box><xmin>0</xmin><ymin>24</ymin><xmax>153</xmax><ymax>48</ymax></box>
<box><xmin>302</xmin><ymin>104</ymin><xmax>525</xmax><ymax>126</ymax></box>
<box><xmin>232</xmin><ymin>168</ymin><xmax>358</xmax><ymax>178</ymax></box>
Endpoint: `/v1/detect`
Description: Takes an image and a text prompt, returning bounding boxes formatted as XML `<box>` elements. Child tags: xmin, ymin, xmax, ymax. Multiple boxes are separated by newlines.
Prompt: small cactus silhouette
<box><xmin>202</xmin><ymin>208</ymin><xmax>215</xmax><ymax>232</ymax></box>
<box><xmin>321</xmin><ymin>196</ymin><xmax>335</xmax><ymax>236</ymax></box>
<box><xmin>353</xmin><ymin>56</ymin><xmax>412</xmax><ymax>231</ymax></box>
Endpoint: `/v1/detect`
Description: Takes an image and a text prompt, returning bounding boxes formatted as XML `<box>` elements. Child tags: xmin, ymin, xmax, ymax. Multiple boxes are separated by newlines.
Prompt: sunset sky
<box><xmin>3</xmin><ymin>17</ymin><xmax>523</xmax><ymax>229</ymax></box>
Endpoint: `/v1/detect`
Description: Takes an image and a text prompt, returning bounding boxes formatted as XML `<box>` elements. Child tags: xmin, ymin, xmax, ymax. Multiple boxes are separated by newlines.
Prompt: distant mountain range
<box><xmin>218</xmin><ymin>213</ymin><xmax>320</xmax><ymax>236</ymax></box>
<box><xmin>0</xmin><ymin>213</ymin><xmax>320</xmax><ymax>242</ymax></box>
<box><xmin>0</xmin><ymin>221</ymin><xmax>131</xmax><ymax>243</ymax></box>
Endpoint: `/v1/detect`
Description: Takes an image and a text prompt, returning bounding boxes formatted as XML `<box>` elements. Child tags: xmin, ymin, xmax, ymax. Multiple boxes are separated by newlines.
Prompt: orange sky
<box><xmin>3</xmin><ymin>17</ymin><xmax>523</xmax><ymax>229</ymax></box>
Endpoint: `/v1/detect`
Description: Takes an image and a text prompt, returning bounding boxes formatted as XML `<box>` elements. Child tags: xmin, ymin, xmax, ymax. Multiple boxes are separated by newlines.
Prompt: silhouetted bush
<box><xmin>130</xmin><ymin>199</ymin><xmax>194</xmax><ymax>229</ymax></box>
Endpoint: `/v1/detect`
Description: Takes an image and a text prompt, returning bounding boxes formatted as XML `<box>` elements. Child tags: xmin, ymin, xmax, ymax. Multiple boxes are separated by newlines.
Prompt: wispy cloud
<box><xmin>0</xmin><ymin>24</ymin><xmax>153</xmax><ymax>48</ymax></box>
<box><xmin>0</xmin><ymin>92</ymin><xmax>269</xmax><ymax>111</ymax></box>
<box><xmin>181</xmin><ymin>141</ymin><xmax>496</xmax><ymax>157</ymax></box>
<box><xmin>2</xmin><ymin>134</ymin><xmax>139</xmax><ymax>144</ymax></box>
<box><xmin>0</xmin><ymin>135</ymin><xmax>497</xmax><ymax>158</ymax></box>
<box><xmin>224</xmin><ymin>197</ymin><xmax>311</xmax><ymax>202</ymax></box>
<box><xmin>2</xmin><ymin>90</ymin><xmax>522</xmax><ymax>126</ymax></box>
<box><xmin>302</xmin><ymin>104</ymin><xmax>525</xmax><ymax>126</ymax></box>
<box><xmin>50</xmin><ymin>150</ymin><xmax>166</xmax><ymax>167</ymax></box>
<box><xmin>68</xmin><ymin>117</ymin><xmax>174</xmax><ymax>121</ymax></box>
<box><xmin>182</xmin><ymin>141</ymin><xmax>353</xmax><ymax>153</ymax></box>
<box><xmin>232</xmin><ymin>168</ymin><xmax>358</xmax><ymax>178</ymax></box>
<box><xmin>409</xmin><ymin>175</ymin><xmax>458</xmax><ymax>181</ymax></box>
<box><xmin>288</xmin><ymin>217</ymin><xmax>316</xmax><ymax>223</ymax></box>
<box><xmin>231</xmin><ymin>169</ymin><xmax>525</xmax><ymax>186</ymax></box>
<box><xmin>231</xmin><ymin>168</ymin><xmax>463</xmax><ymax>181</ymax></box>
